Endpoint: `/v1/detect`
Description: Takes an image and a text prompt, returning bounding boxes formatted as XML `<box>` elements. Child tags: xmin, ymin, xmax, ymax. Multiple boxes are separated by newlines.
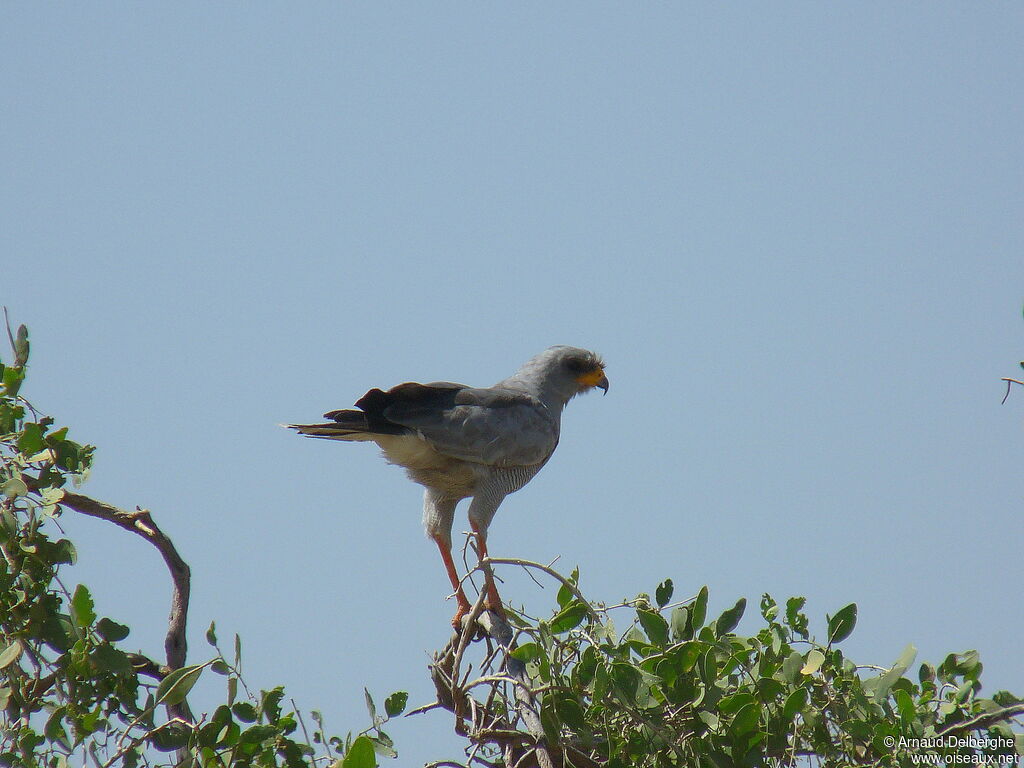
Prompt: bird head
<box><xmin>513</xmin><ymin>346</ymin><xmax>608</xmax><ymax>406</ymax></box>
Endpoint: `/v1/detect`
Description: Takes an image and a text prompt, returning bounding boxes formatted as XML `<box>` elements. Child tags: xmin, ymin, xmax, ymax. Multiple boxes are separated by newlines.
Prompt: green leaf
<box><xmin>782</xmin><ymin>687</ymin><xmax>807</xmax><ymax>721</ymax></box>
<box><xmin>556</xmin><ymin>567</ymin><xmax>578</xmax><ymax>608</ymax></box>
<box><xmin>611</xmin><ymin>662</ymin><xmax>642</xmax><ymax>705</ymax></box>
<box><xmin>44</xmin><ymin>708</ymin><xmax>70</xmax><ymax>750</ymax></box>
<box><xmin>96</xmin><ymin>618</ymin><xmax>130</xmax><ymax>642</ymax></box>
<box><xmin>669</xmin><ymin>606</ymin><xmax>689</xmax><ymax>640</ymax></box>
<box><xmin>728</xmin><ymin>702</ymin><xmax>760</xmax><ymax>738</ymax></box>
<box><xmin>384</xmin><ymin>691</ymin><xmax>408</xmax><ymax>718</ymax></box>
<box><xmin>261</xmin><ymin>686</ymin><xmax>284</xmax><ymax>720</ymax></box>
<box><xmin>760</xmin><ymin>593</ymin><xmax>779</xmax><ymax>622</ymax></box>
<box><xmin>370</xmin><ymin>734</ymin><xmax>397</xmax><ymax>759</ymax></box>
<box><xmin>894</xmin><ymin>688</ymin><xmax>915</xmax><ymax>726</ymax></box>
<box><xmin>786</xmin><ymin>596</ymin><xmax>809</xmax><ymax>638</ymax></box>
<box><xmin>54</xmin><ymin>538</ymin><xmax>77</xmax><ymax>565</ymax></box>
<box><xmin>697</xmin><ymin>709</ymin><xmax>719</xmax><ymax>731</ymax></box>
<box><xmin>342</xmin><ymin>735</ymin><xmax>378</xmax><ymax>768</ymax></box>
<box><xmin>719</xmin><ymin>692</ymin><xmax>756</xmax><ymax>714</ymax></box>
<box><xmin>550</xmin><ymin>602</ymin><xmax>588</xmax><ymax>634</ymax></box>
<box><xmin>689</xmin><ymin>586</ymin><xmax>709</xmax><ymax>633</ymax></box>
<box><xmin>151</xmin><ymin>723</ymin><xmax>190</xmax><ymax>751</ymax></box>
<box><xmin>539</xmin><ymin>697</ymin><xmax>562</xmax><ymax>747</ymax></box>
<box><xmin>870</xmin><ymin>644</ymin><xmax>917</xmax><ymax>700</ymax></box>
<box><xmin>232</xmin><ymin>702</ymin><xmax>258</xmax><ymax>723</ymax></box>
<box><xmin>18</xmin><ymin>423</ymin><xmax>46</xmax><ymax>455</ymax></box>
<box><xmin>156</xmin><ymin>663</ymin><xmax>205</xmax><ymax>707</ymax></box>
<box><xmin>40</xmin><ymin>486</ymin><xmax>64</xmax><ymax>504</ymax></box>
<box><xmin>666</xmin><ymin>641</ymin><xmax>704</xmax><ymax>674</ymax></box>
<box><xmin>2</xmin><ymin>365</ymin><xmax>25</xmax><ymax>397</ymax></box>
<box><xmin>238</xmin><ymin>724</ymin><xmax>277</xmax><ymax>744</ymax></box>
<box><xmin>637</xmin><ymin>609</ymin><xmax>669</xmax><ymax>646</ymax></box>
<box><xmin>1</xmin><ymin>476</ymin><xmax>28</xmax><ymax>499</ymax></box>
<box><xmin>510</xmin><ymin>642</ymin><xmax>541</xmax><ymax>662</ymax></box>
<box><xmin>556</xmin><ymin>581</ymin><xmax>573</xmax><ymax>608</ymax></box>
<box><xmin>756</xmin><ymin>677</ymin><xmax>785</xmax><ymax>701</ymax></box>
<box><xmin>0</xmin><ymin>641</ymin><xmax>23</xmax><ymax>669</ymax></box>
<box><xmin>206</xmin><ymin>621</ymin><xmax>218</xmax><ymax>647</ymax></box>
<box><xmin>364</xmin><ymin>688</ymin><xmax>377</xmax><ymax>722</ymax></box>
<box><xmin>800</xmin><ymin>649</ymin><xmax>825</xmax><ymax>675</ymax></box>
<box><xmin>715</xmin><ymin>597</ymin><xmax>746</xmax><ymax>637</ymax></box>
<box><xmin>553</xmin><ymin>691</ymin><xmax>587</xmax><ymax>732</ymax></box>
<box><xmin>71</xmin><ymin>584</ymin><xmax>96</xmax><ymax>628</ymax></box>
<box><xmin>14</xmin><ymin>324</ymin><xmax>29</xmax><ymax>367</ymax></box>
<box><xmin>698</xmin><ymin>649</ymin><xmax>718</xmax><ymax>685</ymax></box>
<box><xmin>91</xmin><ymin>644</ymin><xmax>132</xmax><ymax>674</ymax></box>
<box><xmin>655</xmin><ymin>578</ymin><xmax>673</xmax><ymax>607</ymax></box>
<box><xmin>782</xmin><ymin>651</ymin><xmax>804</xmax><ymax>683</ymax></box>
<box><xmin>827</xmin><ymin>603</ymin><xmax>857</xmax><ymax>644</ymax></box>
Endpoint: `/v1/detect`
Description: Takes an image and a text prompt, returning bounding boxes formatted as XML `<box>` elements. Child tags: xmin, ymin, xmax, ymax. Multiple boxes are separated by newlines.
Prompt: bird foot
<box><xmin>450</xmin><ymin>600</ymin><xmax>507</xmax><ymax>635</ymax></box>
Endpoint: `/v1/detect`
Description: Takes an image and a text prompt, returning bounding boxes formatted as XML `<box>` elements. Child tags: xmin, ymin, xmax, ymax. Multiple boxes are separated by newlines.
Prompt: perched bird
<box><xmin>287</xmin><ymin>346</ymin><xmax>608</xmax><ymax>629</ymax></box>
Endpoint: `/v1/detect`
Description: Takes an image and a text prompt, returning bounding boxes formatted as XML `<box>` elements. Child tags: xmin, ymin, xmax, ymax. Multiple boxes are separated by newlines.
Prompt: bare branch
<box><xmin>1001</xmin><ymin>377</ymin><xmax>1024</xmax><ymax>405</ymax></box>
<box><xmin>51</xmin><ymin>489</ymin><xmax>193</xmax><ymax>723</ymax></box>
<box><xmin>58</xmin><ymin>492</ymin><xmax>190</xmax><ymax>671</ymax></box>
<box><xmin>935</xmin><ymin>703</ymin><xmax>1024</xmax><ymax>738</ymax></box>
<box><xmin>480</xmin><ymin>557</ymin><xmax>602</xmax><ymax>624</ymax></box>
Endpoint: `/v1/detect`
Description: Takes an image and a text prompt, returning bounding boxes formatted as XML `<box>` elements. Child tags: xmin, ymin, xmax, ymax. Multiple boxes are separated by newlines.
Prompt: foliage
<box><xmin>426</xmin><ymin>570</ymin><xmax>1023</xmax><ymax>767</ymax></box>
<box><xmin>0</xmin><ymin>320</ymin><xmax>404</xmax><ymax>767</ymax></box>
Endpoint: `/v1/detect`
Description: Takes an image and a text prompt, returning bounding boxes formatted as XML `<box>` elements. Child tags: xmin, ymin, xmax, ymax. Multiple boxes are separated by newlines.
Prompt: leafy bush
<box><xmin>425</xmin><ymin>566</ymin><xmax>1023</xmax><ymax>767</ymax></box>
<box><xmin>0</xmin><ymin>320</ymin><xmax>401</xmax><ymax>768</ymax></box>
<box><xmin>2</xmin><ymin>319</ymin><xmax>1022</xmax><ymax>767</ymax></box>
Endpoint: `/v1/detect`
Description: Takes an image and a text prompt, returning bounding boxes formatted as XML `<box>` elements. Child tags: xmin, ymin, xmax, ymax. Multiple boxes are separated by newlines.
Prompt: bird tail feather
<box><xmin>284</xmin><ymin>422</ymin><xmax>380</xmax><ymax>441</ymax></box>
<box><xmin>284</xmin><ymin>408</ymin><xmax>406</xmax><ymax>441</ymax></box>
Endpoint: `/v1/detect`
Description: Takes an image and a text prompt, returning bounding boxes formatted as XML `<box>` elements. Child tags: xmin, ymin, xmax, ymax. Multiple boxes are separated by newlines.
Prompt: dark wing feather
<box><xmin>297</xmin><ymin>381</ymin><xmax>558</xmax><ymax>466</ymax></box>
<box><xmin>312</xmin><ymin>381</ymin><xmax>468</xmax><ymax>437</ymax></box>
<box><xmin>383</xmin><ymin>386</ymin><xmax>558</xmax><ymax>466</ymax></box>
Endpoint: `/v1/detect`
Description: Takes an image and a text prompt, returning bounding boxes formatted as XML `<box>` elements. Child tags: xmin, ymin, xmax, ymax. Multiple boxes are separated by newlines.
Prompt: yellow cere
<box><xmin>576</xmin><ymin>368</ymin><xmax>607</xmax><ymax>388</ymax></box>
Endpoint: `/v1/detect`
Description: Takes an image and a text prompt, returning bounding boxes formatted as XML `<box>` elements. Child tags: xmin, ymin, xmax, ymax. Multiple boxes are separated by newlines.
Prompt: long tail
<box><xmin>284</xmin><ymin>408</ymin><xmax>405</xmax><ymax>441</ymax></box>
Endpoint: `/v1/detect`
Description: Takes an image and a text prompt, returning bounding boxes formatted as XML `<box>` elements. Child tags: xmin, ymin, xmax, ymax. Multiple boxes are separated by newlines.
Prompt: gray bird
<box><xmin>287</xmin><ymin>346</ymin><xmax>608</xmax><ymax>628</ymax></box>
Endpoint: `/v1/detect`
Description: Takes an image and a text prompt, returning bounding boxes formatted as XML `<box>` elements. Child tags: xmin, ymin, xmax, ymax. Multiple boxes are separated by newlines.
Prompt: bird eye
<box><xmin>565</xmin><ymin>357</ymin><xmax>587</xmax><ymax>373</ymax></box>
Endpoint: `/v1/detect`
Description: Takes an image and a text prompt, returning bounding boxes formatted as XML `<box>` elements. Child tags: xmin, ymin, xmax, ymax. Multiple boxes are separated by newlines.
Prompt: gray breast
<box><xmin>491</xmin><ymin>463</ymin><xmax>545</xmax><ymax>495</ymax></box>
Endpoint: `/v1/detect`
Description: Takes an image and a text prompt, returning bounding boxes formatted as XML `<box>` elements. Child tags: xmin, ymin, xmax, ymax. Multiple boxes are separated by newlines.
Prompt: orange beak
<box><xmin>577</xmin><ymin>368</ymin><xmax>610</xmax><ymax>394</ymax></box>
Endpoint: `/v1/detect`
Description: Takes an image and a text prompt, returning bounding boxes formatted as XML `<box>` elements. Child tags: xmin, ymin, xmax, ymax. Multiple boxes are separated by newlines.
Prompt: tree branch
<box><xmin>935</xmin><ymin>703</ymin><xmax>1024</xmax><ymax>738</ymax></box>
<box><xmin>48</xmin><ymin>488</ymin><xmax>193</xmax><ymax>723</ymax></box>
<box><xmin>1000</xmin><ymin>377</ymin><xmax>1024</xmax><ymax>404</ymax></box>
<box><xmin>58</xmin><ymin>492</ymin><xmax>190</xmax><ymax>672</ymax></box>
<box><xmin>481</xmin><ymin>557</ymin><xmax>602</xmax><ymax>624</ymax></box>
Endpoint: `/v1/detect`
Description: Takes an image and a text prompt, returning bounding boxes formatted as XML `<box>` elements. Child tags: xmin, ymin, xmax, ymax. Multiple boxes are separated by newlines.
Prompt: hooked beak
<box><xmin>577</xmin><ymin>368</ymin><xmax>609</xmax><ymax>395</ymax></box>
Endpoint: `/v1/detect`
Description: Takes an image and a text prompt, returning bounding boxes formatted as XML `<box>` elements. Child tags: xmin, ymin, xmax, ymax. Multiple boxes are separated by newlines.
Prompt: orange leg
<box><xmin>470</xmin><ymin>521</ymin><xmax>506</xmax><ymax>620</ymax></box>
<box><xmin>434</xmin><ymin>536</ymin><xmax>472</xmax><ymax>630</ymax></box>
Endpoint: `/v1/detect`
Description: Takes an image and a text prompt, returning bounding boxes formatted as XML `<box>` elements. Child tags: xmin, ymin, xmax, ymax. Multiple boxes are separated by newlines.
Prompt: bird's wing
<box><xmin>373</xmin><ymin>383</ymin><xmax>558</xmax><ymax>467</ymax></box>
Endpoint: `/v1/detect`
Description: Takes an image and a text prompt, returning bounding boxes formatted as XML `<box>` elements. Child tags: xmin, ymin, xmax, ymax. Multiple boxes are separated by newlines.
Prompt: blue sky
<box><xmin>3</xmin><ymin>4</ymin><xmax>1023</xmax><ymax>765</ymax></box>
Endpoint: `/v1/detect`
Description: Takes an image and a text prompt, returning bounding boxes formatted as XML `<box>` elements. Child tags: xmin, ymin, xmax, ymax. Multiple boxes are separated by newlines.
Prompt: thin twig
<box><xmin>101</xmin><ymin>719</ymin><xmax>190</xmax><ymax>768</ymax></box>
<box><xmin>1001</xmin><ymin>377</ymin><xmax>1024</xmax><ymax>405</ymax></box>
<box><xmin>452</xmin><ymin>587</ymin><xmax>492</xmax><ymax>708</ymax></box>
<box><xmin>405</xmin><ymin>700</ymin><xmax>443</xmax><ymax>717</ymax></box>
<box><xmin>481</xmin><ymin>557</ymin><xmax>602</xmax><ymax>624</ymax></box>
<box><xmin>291</xmin><ymin>698</ymin><xmax>314</xmax><ymax>753</ymax></box>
